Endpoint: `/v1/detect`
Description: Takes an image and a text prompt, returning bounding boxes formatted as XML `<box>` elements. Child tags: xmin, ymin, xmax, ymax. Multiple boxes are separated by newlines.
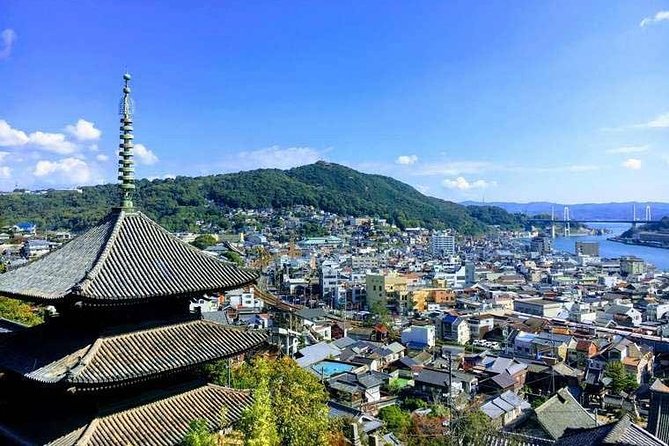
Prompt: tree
<box><xmin>0</xmin><ymin>297</ymin><xmax>43</xmax><ymax>326</ymax></box>
<box><xmin>239</xmin><ymin>377</ymin><xmax>279</xmax><ymax>446</ymax></box>
<box><xmin>222</xmin><ymin>251</ymin><xmax>244</xmax><ymax>267</ymax></box>
<box><xmin>191</xmin><ymin>234</ymin><xmax>217</xmax><ymax>250</ymax></box>
<box><xmin>210</xmin><ymin>357</ymin><xmax>331</xmax><ymax>446</ymax></box>
<box><xmin>605</xmin><ymin>361</ymin><xmax>637</xmax><ymax>393</ymax></box>
<box><xmin>448</xmin><ymin>410</ymin><xmax>494</xmax><ymax>446</ymax></box>
<box><xmin>378</xmin><ymin>405</ymin><xmax>412</xmax><ymax>436</ymax></box>
<box><xmin>181</xmin><ymin>419</ymin><xmax>217</xmax><ymax>446</ymax></box>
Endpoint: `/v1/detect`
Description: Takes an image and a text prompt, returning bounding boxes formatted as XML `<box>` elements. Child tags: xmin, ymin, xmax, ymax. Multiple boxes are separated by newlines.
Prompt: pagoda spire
<box><xmin>118</xmin><ymin>73</ymin><xmax>135</xmax><ymax>210</ymax></box>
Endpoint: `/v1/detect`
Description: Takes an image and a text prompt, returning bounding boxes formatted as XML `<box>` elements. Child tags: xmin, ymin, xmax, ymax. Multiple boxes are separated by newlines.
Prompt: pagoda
<box><xmin>0</xmin><ymin>74</ymin><xmax>268</xmax><ymax>445</ymax></box>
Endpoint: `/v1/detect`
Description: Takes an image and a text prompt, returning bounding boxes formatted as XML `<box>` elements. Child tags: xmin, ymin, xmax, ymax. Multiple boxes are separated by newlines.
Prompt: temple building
<box><xmin>0</xmin><ymin>74</ymin><xmax>268</xmax><ymax>445</ymax></box>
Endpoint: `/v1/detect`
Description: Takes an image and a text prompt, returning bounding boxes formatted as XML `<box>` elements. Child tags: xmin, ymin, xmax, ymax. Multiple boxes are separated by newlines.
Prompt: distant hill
<box><xmin>0</xmin><ymin>162</ymin><xmax>526</xmax><ymax>234</ymax></box>
<box><xmin>462</xmin><ymin>201</ymin><xmax>669</xmax><ymax>221</ymax></box>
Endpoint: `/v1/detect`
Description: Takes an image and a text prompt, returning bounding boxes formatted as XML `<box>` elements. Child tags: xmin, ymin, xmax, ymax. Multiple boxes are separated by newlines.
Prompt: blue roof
<box><xmin>442</xmin><ymin>314</ymin><xmax>459</xmax><ymax>324</ymax></box>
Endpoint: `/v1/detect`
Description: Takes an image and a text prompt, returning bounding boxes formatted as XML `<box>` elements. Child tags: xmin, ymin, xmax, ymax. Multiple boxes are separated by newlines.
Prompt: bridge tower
<box><xmin>563</xmin><ymin>206</ymin><xmax>571</xmax><ymax>237</ymax></box>
<box><xmin>646</xmin><ymin>205</ymin><xmax>652</xmax><ymax>222</ymax></box>
<box><xmin>550</xmin><ymin>206</ymin><xmax>556</xmax><ymax>239</ymax></box>
<box><xmin>633</xmin><ymin>203</ymin><xmax>638</xmax><ymax>229</ymax></box>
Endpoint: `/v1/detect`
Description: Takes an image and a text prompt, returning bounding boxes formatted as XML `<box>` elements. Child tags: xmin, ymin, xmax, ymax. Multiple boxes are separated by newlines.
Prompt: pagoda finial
<box><xmin>118</xmin><ymin>72</ymin><xmax>135</xmax><ymax>210</ymax></box>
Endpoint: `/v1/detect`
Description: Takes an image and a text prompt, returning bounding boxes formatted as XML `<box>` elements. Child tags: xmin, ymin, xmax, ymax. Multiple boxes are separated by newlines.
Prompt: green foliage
<box><xmin>0</xmin><ymin>162</ymin><xmax>523</xmax><ymax>234</ymax></box>
<box><xmin>401</xmin><ymin>397</ymin><xmax>428</xmax><ymax>412</ymax></box>
<box><xmin>0</xmin><ymin>297</ymin><xmax>43</xmax><ymax>326</ymax></box>
<box><xmin>222</xmin><ymin>251</ymin><xmax>244</xmax><ymax>266</ymax></box>
<box><xmin>239</xmin><ymin>377</ymin><xmax>280</xmax><ymax>446</ymax></box>
<box><xmin>449</xmin><ymin>410</ymin><xmax>494</xmax><ymax>445</ymax></box>
<box><xmin>530</xmin><ymin>396</ymin><xmax>547</xmax><ymax>408</ymax></box>
<box><xmin>378</xmin><ymin>405</ymin><xmax>412</xmax><ymax>436</ymax></box>
<box><xmin>191</xmin><ymin>234</ymin><xmax>218</xmax><ymax>250</ymax></box>
<box><xmin>212</xmin><ymin>357</ymin><xmax>331</xmax><ymax>446</ymax></box>
<box><xmin>181</xmin><ymin>419</ymin><xmax>217</xmax><ymax>446</ymax></box>
<box><xmin>605</xmin><ymin>361</ymin><xmax>638</xmax><ymax>393</ymax></box>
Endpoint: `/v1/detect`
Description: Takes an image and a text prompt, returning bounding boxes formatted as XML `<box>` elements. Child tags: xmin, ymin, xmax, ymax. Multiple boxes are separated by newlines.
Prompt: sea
<box><xmin>552</xmin><ymin>223</ymin><xmax>669</xmax><ymax>272</ymax></box>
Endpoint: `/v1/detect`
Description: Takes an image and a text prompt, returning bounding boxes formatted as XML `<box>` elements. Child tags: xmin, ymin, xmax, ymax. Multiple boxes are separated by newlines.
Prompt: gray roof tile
<box><xmin>0</xmin><ymin>210</ymin><xmax>258</xmax><ymax>303</ymax></box>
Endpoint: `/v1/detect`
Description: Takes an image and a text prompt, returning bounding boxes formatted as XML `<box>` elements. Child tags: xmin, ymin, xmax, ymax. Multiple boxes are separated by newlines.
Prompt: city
<box><xmin>1</xmin><ymin>2</ymin><xmax>669</xmax><ymax>446</ymax></box>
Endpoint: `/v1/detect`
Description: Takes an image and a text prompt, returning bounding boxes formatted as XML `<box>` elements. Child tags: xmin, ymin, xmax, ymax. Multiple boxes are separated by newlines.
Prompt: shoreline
<box><xmin>608</xmin><ymin>237</ymin><xmax>669</xmax><ymax>251</ymax></box>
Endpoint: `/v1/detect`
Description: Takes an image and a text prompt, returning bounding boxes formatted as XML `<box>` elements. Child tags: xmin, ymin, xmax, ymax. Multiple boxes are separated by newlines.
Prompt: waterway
<box><xmin>552</xmin><ymin>223</ymin><xmax>669</xmax><ymax>272</ymax></box>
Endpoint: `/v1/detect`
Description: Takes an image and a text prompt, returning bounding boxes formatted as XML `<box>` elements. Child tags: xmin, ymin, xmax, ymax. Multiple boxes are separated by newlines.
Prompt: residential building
<box><xmin>575</xmin><ymin>241</ymin><xmax>600</xmax><ymax>257</ymax></box>
<box><xmin>513</xmin><ymin>299</ymin><xmax>564</xmax><ymax>318</ymax></box>
<box><xmin>431</xmin><ymin>233</ymin><xmax>455</xmax><ymax>257</ymax></box>
<box><xmin>436</xmin><ymin>314</ymin><xmax>471</xmax><ymax>345</ymax></box>
<box><xmin>401</xmin><ymin>325</ymin><xmax>435</xmax><ymax>349</ymax></box>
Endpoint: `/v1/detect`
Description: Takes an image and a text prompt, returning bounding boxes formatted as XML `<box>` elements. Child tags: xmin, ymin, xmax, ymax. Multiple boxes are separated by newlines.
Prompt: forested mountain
<box><xmin>0</xmin><ymin>161</ymin><xmax>525</xmax><ymax>234</ymax></box>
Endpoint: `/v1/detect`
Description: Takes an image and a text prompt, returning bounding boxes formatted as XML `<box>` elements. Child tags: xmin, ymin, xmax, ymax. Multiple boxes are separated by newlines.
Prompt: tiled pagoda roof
<box><xmin>43</xmin><ymin>384</ymin><xmax>252</xmax><ymax>446</ymax></box>
<box><xmin>0</xmin><ymin>319</ymin><xmax>267</xmax><ymax>389</ymax></box>
<box><xmin>0</xmin><ymin>210</ymin><xmax>258</xmax><ymax>303</ymax></box>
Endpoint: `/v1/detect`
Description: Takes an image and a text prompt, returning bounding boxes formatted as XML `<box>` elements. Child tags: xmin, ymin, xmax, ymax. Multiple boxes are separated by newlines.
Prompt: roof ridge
<box><xmin>65</xmin><ymin>338</ymin><xmax>105</xmax><ymax>382</ymax></box>
<box><xmin>72</xmin><ymin>211</ymin><xmax>126</xmax><ymax>296</ymax></box>
<box><xmin>602</xmin><ymin>414</ymin><xmax>631</xmax><ymax>443</ymax></box>
<box><xmin>72</xmin><ymin>419</ymin><xmax>99</xmax><ymax>446</ymax></box>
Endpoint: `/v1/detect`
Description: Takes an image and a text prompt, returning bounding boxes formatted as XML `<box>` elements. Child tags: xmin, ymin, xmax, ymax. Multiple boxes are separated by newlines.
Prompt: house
<box><xmin>602</xmin><ymin>304</ymin><xmax>642</xmax><ymax>327</ymax></box>
<box><xmin>567</xmin><ymin>340</ymin><xmax>598</xmax><ymax>368</ymax></box>
<box><xmin>12</xmin><ymin>221</ymin><xmax>36</xmax><ymax>235</ymax></box>
<box><xmin>413</xmin><ymin>368</ymin><xmax>458</xmax><ymax>402</ymax></box>
<box><xmin>481</xmin><ymin>391</ymin><xmax>531</xmax><ymax>428</ymax></box>
<box><xmin>21</xmin><ymin>239</ymin><xmax>50</xmax><ymax>259</ymax></box>
<box><xmin>436</xmin><ymin>314</ymin><xmax>470</xmax><ymax>345</ymax></box>
<box><xmin>534</xmin><ymin>388</ymin><xmax>597</xmax><ymax>440</ymax></box>
<box><xmin>327</xmin><ymin>371</ymin><xmax>387</xmax><ymax>408</ymax></box>
<box><xmin>468</xmin><ymin>314</ymin><xmax>495</xmax><ymax>339</ymax></box>
<box><xmin>555</xmin><ymin>414</ymin><xmax>666</xmax><ymax>446</ymax></box>
<box><xmin>401</xmin><ymin>325</ymin><xmax>435</xmax><ymax>349</ymax></box>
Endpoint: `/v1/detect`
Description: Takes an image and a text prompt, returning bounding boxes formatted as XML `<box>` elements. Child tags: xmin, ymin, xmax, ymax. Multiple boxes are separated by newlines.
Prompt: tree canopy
<box><xmin>0</xmin><ymin>297</ymin><xmax>43</xmax><ymax>326</ymax></box>
<box><xmin>0</xmin><ymin>162</ymin><xmax>525</xmax><ymax>234</ymax></box>
<box><xmin>209</xmin><ymin>356</ymin><xmax>331</xmax><ymax>446</ymax></box>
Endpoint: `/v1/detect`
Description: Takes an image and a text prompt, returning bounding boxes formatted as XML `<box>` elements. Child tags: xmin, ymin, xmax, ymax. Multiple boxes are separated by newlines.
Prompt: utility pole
<box><xmin>447</xmin><ymin>350</ymin><xmax>453</xmax><ymax>425</ymax></box>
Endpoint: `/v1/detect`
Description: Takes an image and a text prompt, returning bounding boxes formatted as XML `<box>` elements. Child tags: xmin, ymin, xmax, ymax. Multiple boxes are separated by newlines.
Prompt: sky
<box><xmin>1</xmin><ymin>1</ymin><xmax>669</xmax><ymax>204</ymax></box>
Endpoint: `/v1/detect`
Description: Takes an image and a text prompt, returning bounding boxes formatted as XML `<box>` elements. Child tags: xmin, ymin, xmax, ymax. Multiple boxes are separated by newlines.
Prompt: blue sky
<box><xmin>1</xmin><ymin>1</ymin><xmax>668</xmax><ymax>203</ymax></box>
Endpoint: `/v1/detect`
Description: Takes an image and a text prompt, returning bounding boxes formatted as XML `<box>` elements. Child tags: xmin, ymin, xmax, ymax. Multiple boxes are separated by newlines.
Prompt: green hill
<box><xmin>0</xmin><ymin>161</ymin><xmax>524</xmax><ymax>234</ymax></box>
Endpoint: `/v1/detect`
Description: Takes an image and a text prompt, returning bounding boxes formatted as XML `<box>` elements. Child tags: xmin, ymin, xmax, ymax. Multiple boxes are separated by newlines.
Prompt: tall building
<box><xmin>530</xmin><ymin>235</ymin><xmax>552</xmax><ymax>255</ymax></box>
<box><xmin>0</xmin><ymin>74</ymin><xmax>268</xmax><ymax>444</ymax></box>
<box><xmin>431</xmin><ymin>233</ymin><xmax>455</xmax><ymax>257</ymax></box>
<box><xmin>575</xmin><ymin>241</ymin><xmax>600</xmax><ymax>257</ymax></box>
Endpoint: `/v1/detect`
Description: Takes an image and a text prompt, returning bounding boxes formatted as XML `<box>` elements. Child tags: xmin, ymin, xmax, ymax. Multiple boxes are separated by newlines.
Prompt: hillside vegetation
<box><xmin>0</xmin><ymin>161</ymin><xmax>525</xmax><ymax>234</ymax></box>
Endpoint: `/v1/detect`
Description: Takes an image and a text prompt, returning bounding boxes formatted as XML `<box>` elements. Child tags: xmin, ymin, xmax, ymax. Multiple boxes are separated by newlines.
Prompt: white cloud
<box><xmin>607</xmin><ymin>145</ymin><xmax>649</xmax><ymax>154</ymax></box>
<box><xmin>147</xmin><ymin>173</ymin><xmax>177</xmax><ymax>181</ymax></box>
<box><xmin>0</xmin><ymin>166</ymin><xmax>10</xmax><ymax>178</ymax></box>
<box><xmin>442</xmin><ymin>176</ymin><xmax>494</xmax><ymax>190</ymax></box>
<box><xmin>418</xmin><ymin>161</ymin><xmax>494</xmax><ymax>176</ymax></box>
<box><xmin>0</xmin><ymin>151</ymin><xmax>8</xmax><ymax>162</ymax></box>
<box><xmin>643</xmin><ymin>113</ymin><xmax>669</xmax><ymax>128</ymax></box>
<box><xmin>134</xmin><ymin>143</ymin><xmax>159</xmax><ymax>165</ymax></box>
<box><xmin>565</xmin><ymin>165</ymin><xmax>600</xmax><ymax>172</ymax></box>
<box><xmin>95</xmin><ymin>153</ymin><xmax>109</xmax><ymax>162</ymax></box>
<box><xmin>396</xmin><ymin>155</ymin><xmax>418</xmax><ymax>165</ymax></box>
<box><xmin>27</xmin><ymin>131</ymin><xmax>77</xmax><ymax>154</ymax></box>
<box><xmin>33</xmin><ymin>157</ymin><xmax>92</xmax><ymax>184</ymax></box>
<box><xmin>237</xmin><ymin>145</ymin><xmax>325</xmax><ymax>170</ymax></box>
<box><xmin>0</xmin><ymin>120</ymin><xmax>29</xmax><ymax>146</ymax></box>
<box><xmin>622</xmin><ymin>158</ymin><xmax>642</xmax><ymax>170</ymax></box>
<box><xmin>640</xmin><ymin>11</ymin><xmax>669</xmax><ymax>27</ymax></box>
<box><xmin>0</xmin><ymin>29</ymin><xmax>17</xmax><ymax>60</ymax></box>
<box><xmin>65</xmin><ymin>119</ymin><xmax>101</xmax><ymax>141</ymax></box>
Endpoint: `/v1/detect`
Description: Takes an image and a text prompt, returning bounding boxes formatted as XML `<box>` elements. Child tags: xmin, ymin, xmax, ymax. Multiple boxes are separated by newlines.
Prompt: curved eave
<box><xmin>4</xmin><ymin>333</ymin><xmax>269</xmax><ymax>390</ymax></box>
